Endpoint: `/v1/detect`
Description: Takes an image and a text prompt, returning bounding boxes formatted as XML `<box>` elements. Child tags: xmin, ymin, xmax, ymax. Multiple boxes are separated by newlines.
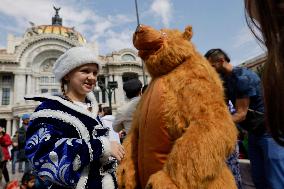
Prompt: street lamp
<box><xmin>96</xmin><ymin>81</ymin><xmax>118</xmax><ymax>109</ymax></box>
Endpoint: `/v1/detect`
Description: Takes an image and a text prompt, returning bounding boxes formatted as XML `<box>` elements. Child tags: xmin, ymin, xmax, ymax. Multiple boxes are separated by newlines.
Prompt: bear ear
<box><xmin>183</xmin><ymin>26</ymin><xmax>193</xmax><ymax>40</ymax></box>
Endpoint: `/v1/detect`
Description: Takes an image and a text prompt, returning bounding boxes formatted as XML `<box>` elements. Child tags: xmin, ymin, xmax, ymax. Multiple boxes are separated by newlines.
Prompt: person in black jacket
<box><xmin>17</xmin><ymin>114</ymin><xmax>32</xmax><ymax>173</ymax></box>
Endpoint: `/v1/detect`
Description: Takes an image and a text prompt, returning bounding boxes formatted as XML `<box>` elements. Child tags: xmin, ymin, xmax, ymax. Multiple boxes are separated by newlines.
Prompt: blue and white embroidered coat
<box><xmin>25</xmin><ymin>93</ymin><xmax>117</xmax><ymax>189</ymax></box>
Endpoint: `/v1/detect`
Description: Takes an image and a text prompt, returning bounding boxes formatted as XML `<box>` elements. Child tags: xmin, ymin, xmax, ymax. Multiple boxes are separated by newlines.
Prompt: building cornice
<box><xmin>0</xmin><ymin>52</ymin><xmax>18</xmax><ymax>64</ymax></box>
<box><xmin>106</xmin><ymin>61</ymin><xmax>142</xmax><ymax>67</ymax></box>
<box><xmin>239</xmin><ymin>53</ymin><xmax>266</xmax><ymax>69</ymax></box>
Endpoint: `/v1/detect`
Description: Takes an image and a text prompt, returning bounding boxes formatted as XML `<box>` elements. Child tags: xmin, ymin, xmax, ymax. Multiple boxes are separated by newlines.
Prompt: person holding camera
<box><xmin>205</xmin><ymin>48</ymin><xmax>284</xmax><ymax>189</ymax></box>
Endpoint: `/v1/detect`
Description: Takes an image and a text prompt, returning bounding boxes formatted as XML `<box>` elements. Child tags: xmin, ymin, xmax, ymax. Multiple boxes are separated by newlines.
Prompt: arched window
<box><xmin>122</xmin><ymin>54</ymin><xmax>135</xmax><ymax>61</ymax></box>
<box><xmin>40</xmin><ymin>59</ymin><xmax>56</xmax><ymax>72</ymax></box>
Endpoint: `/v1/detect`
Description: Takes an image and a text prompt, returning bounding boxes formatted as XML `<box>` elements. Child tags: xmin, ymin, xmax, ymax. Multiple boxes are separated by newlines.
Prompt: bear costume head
<box><xmin>133</xmin><ymin>24</ymin><xmax>195</xmax><ymax>77</ymax></box>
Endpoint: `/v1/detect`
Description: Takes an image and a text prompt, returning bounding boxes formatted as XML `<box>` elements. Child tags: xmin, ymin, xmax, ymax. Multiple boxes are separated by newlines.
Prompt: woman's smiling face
<box><xmin>64</xmin><ymin>63</ymin><xmax>98</xmax><ymax>98</ymax></box>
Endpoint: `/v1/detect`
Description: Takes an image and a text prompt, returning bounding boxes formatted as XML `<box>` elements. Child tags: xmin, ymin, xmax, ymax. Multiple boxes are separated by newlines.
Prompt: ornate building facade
<box><xmin>0</xmin><ymin>9</ymin><xmax>149</xmax><ymax>135</ymax></box>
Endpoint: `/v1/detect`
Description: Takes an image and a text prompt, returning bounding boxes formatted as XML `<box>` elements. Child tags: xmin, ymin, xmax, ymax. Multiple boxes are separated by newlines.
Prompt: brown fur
<box><xmin>117</xmin><ymin>25</ymin><xmax>238</xmax><ymax>189</ymax></box>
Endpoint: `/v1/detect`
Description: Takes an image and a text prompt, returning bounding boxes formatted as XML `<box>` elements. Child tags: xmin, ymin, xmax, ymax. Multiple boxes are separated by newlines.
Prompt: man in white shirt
<box><xmin>113</xmin><ymin>79</ymin><xmax>142</xmax><ymax>136</ymax></box>
<box><xmin>101</xmin><ymin>107</ymin><xmax>121</xmax><ymax>144</ymax></box>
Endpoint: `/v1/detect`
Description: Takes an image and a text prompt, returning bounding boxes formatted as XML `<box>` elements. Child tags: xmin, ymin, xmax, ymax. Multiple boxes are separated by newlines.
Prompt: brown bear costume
<box><xmin>116</xmin><ymin>25</ymin><xmax>238</xmax><ymax>189</ymax></box>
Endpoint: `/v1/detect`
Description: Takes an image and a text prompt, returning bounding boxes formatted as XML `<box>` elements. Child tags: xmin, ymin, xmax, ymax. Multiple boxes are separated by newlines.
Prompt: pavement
<box><xmin>239</xmin><ymin>159</ymin><xmax>256</xmax><ymax>189</ymax></box>
<box><xmin>0</xmin><ymin>159</ymin><xmax>256</xmax><ymax>189</ymax></box>
<box><xmin>0</xmin><ymin>161</ymin><xmax>24</xmax><ymax>188</ymax></box>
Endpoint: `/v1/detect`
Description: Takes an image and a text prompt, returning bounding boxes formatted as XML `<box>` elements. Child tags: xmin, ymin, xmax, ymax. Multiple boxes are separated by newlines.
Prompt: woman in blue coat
<box><xmin>25</xmin><ymin>47</ymin><xmax>125</xmax><ymax>189</ymax></box>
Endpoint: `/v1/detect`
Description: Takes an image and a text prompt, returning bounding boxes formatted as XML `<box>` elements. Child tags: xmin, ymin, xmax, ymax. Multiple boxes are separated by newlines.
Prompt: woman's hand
<box><xmin>110</xmin><ymin>141</ymin><xmax>125</xmax><ymax>161</ymax></box>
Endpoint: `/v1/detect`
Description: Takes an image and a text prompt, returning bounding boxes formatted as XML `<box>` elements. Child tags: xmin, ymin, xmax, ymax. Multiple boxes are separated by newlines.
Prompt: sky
<box><xmin>0</xmin><ymin>0</ymin><xmax>266</xmax><ymax>65</ymax></box>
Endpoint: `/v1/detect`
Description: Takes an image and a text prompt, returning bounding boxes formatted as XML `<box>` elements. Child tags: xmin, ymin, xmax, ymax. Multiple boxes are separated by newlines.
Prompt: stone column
<box><xmin>146</xmin><ymin>75</ymin><xmax>150</xmax><ymax>84</ymax></box>
<box><xmin>139</xmin><ymin>75</ymin><xmax>144</xmax><ymax>84</ymax></box>
<box><xmin>19</xmin><ymin>118</ymin><xmax>23</xmax><ymax>128</ymax></box>
<box><xmin>14</xmin><ymin>74</ymin><xmax>26</xmax><ymax>104</ymax></box>
<box><xmin>105</xmin><ymin>76</ymin><xmax>110</xmax><ymax>106</ymax></box>
<box><xmin>35</xmin><ymin>76</ymin><xmax>40</xmax><ymax>94</ymax></box>
<box><xmin>26</xmin><ymin>74</ymin><xmax>32</xmax><ymax>95</ymax></box>
<box><xmin>95</xmin><ymin>90</ymin><xmax>101</xmax><ymax>104</ymax></box>
<box><xmin>31</xmin><ymin>75</ymin><xmax>35</xmax><ymax>94</ymax></box>
<box><xmin>6</xmin><ymin>118</ymin><xmax>12</xmax><ymax>136</ymax></box>
<box><xmin>114</xmin><ymin>74</ymin><xmax>125</xmax><ymax>106</ymax></box>
<box><xmin>12</xmin><ymin>118</ymin><xmax>17</xmax><ymax>135</ymax></box>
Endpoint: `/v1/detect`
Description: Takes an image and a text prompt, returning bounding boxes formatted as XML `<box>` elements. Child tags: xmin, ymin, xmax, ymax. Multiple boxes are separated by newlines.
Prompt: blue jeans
<box><xmin>249</xmin><ymin>133</ymin><xmax>284</xmax><ymax>189</ymax></box>
<box><xmin>19</xmin><ymin>159</ymin><xmax>32</xmax><ymax>173</ymax></box>
<box><xmin>11</xmin><ymin>150</ymin><xmax>19</xmax><ymax>174</ymax></box>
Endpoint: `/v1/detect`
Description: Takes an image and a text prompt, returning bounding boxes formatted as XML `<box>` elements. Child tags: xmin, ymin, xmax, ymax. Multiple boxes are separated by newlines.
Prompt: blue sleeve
<box><xmin>25</xmin><ymin>122</ymin><xmax>105</xmax><ymax>187</ymax></box>
<box><xmin>235</xmin><ymin>74</ymin><xmax>256</xmax><ymax>98</ymax></box>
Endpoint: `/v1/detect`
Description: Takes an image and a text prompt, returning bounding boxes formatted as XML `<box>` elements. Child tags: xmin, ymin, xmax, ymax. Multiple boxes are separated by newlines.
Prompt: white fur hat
<box><xmin>53</xmin><ymin>46</ymin><xmax>101</xmax><ymax>82</ymax></box>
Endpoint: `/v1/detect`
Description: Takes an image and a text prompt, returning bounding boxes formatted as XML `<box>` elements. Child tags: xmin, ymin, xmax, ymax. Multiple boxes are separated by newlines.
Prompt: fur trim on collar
<box><xmin>25</xmin><ymin>92</ymin><xmax>99</xmax><ymax>120</ymax></box>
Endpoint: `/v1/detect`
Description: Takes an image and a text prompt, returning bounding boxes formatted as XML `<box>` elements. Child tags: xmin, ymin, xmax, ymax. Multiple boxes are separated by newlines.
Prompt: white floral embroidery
<box><xmin>59</xmin><ymin>164</ymin><xmax>69</xmax><ymax>184</ymax></box>
<box><xmin>30</xmin><ymin>109</ymin><xmax>93</xmax><ymax>161</ymax></box>
<box><xmin>40</xmin><ymin>154</ymin><xmax>70</xmax><ymax>185</ymax></box>
<box><xmin>76</xmin><ymin>139</ymin><xmax>83</xmax><ymax>144</ymax></box>
<box><xmin>25</xmin><ymin>94</ymin><xmax>109</xmax><ymax>189</ymax></box>
<box><xmin>49</xmin><ymin>151</ymin><xmax>58</xmax><ymax>165</ymax></box>
<box><xmin>55</xmin><ymin>138</ymin><xmax>66</xmax><ymax>148</ymax></box>
<box><xmin>41</xmin><ymin>163</ymin><xmax>57</xmax><ymax>177</ymax></box>
<box><xmin>26</xmin><ymin>128</ymin><xmax>51</xmax><ymax>148</ymax></box>
<box><xmin>66</xmin><ymin>139</ymin><xmax>74</xmax><ymax>146</ymax></box>
<box><xmin>30</xmin><ymin>109</ymin><xmax>88</xmax><ymax>139</ymax></box>
<box><xmin>73</xmin><ymin>155</ymin><xmax>81</xmax><ymax>171</ymax></box>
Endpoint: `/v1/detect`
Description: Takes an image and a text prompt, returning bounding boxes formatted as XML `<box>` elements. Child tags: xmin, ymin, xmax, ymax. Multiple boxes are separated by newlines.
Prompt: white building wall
<box><xmin>14</xmin><ymin>74</ymin><xmax>26</xmax><ymax>104</ymax></box>
<box><xmin>114</xmin><ymin>74</ymin><xmax>125</xmax><ymax>106</ymax></box>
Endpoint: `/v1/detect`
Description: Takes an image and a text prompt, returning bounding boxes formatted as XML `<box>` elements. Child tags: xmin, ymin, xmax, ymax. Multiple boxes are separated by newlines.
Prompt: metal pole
<box><xmin>134</xmin><ymin>0</ymin><xmax>147</xmax><ymax>85</ymax></box>
<box><xmin>135</xmin><ymin>0</ymin><xmax>140</xmax><ymax>25</ymax></box>
<box><xmin>108</xmin><ymin>89</ymin><xmax>112</xmax><ymax>109</ymax></box>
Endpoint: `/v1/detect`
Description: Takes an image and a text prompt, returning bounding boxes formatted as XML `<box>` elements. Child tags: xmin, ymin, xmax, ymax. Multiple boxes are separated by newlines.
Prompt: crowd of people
<box><xmin>0</xmin><ymin>0</ymin><xmax>283</xmax><ymax>188</ymax></box>
<box><xmin>205</xmin><ymin>48</ymin><xmax>284</xmax><ymax>189</ymax></box>
<box><xmin>0</xmin><ymin>114</ymin><xmax>46</xmax><ymax>189</ymax></box>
